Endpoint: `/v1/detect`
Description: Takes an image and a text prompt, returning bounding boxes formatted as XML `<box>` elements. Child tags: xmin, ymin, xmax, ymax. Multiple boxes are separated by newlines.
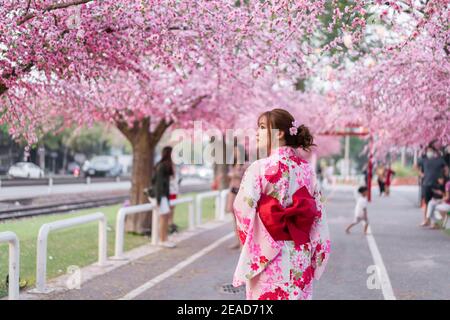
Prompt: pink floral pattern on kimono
<box><xmin>232</xmin><ymin>146</ymin><xmax>330</xmax><ymax>300</ymax></box>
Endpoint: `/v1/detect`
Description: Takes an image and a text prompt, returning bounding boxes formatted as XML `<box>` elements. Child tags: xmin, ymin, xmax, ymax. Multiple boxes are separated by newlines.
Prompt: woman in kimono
<box><xmin>232</xmin><ymin>108</ymin><xmax>330</xmax><ymax>300</ymax></box>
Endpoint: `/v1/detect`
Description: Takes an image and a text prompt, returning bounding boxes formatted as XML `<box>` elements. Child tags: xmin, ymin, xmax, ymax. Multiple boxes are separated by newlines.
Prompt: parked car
<box><xmin>82</xmin><ymin>156</ymin><xmax>122</xmax><ymax>177</ymax></box>
<box><xmin>0</xmin><ymin>165</ymin><xmax>9</xmax><ymax>175</ymax></box>
<box><xmin>180</xmin><ymin>164</ymin><xmax>213</xmax><ymax>180</ymax></box>
<box><xmin>197</xmin><ymin>166</ymin><xmax>213</xmax><ymax>180</ymax></box>
<box><xmin>7</xmin><ymin>162</ymin><xmax>44</xmax><ymax>179</ymax></box>
<box><xmin>180</xmin><ymin>164</ymin><xmax>197</xmax><ymax>178</ymax></box>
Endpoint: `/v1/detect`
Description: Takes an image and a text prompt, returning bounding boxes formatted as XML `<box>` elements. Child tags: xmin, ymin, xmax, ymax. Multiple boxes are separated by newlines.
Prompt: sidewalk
<box><xmin>17</xmin><ymin>185</ymin><xmax>450</xmax><ymax>300</ymax></box>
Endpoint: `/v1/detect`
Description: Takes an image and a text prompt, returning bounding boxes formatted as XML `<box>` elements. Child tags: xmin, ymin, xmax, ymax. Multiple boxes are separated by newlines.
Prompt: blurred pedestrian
<box><xmin>436</xmin><ymin>179</ymin><xmax>450</xmax><ymax>225</ymax></box>
<box><xmin>152</xmin><ymin>146</ymin><xmax>176</xmax><ymax>248</ymax></box>
<box><xmin>385</xmin><ymin>163</ymin><xmax>396</xmax><ymax>196</ymax></box>
<box><xmin>376</xmin><ymin>163</ymin><xmax>386</xmax><ymax>196</ymax></box>
<box><xmin>417</xmin><ymin>145</ymin><xmax>448</xmax><ymax>227</ymax></box>
<box><xmin>424</xmin><ymin>175</ymin><xmax>447</xmax><ymax>229</ymax></box>
<box><xmin>346</xmin><ymin>186</ymin><xmax>370</xmax><ymax>235</ymax></box>
<box><xmin>226</xmin><ymin>144</ymin><xmax>249</xmax><ymax>249</ymax></box>
<box><xmin>168</xmin><ymin>163</ymin><xmax>182</xmax><ymax>234</ymax></box>
<box><xmin>324</xmin><ymin>161</ymin><xmax>334</xmax><ymax>189</ymax></box>
<box><xmin>361</xmin><ymin>163</ymin><xmax>370</xmax><ymax>187</ymax></box>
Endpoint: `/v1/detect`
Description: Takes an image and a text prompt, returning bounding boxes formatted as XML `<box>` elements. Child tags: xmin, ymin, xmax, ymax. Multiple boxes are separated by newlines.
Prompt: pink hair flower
<box><xmin>289</xmin><ymin>120</ymin><xmax>299</xmax><ymax>135</ymax></box>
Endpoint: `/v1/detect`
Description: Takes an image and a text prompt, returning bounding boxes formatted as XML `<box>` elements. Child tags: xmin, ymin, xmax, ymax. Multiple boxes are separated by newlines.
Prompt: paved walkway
<box><xmin>20</xmin><ymin>185</ymin><xmax>450</xmax><ymax>300</ymax></box>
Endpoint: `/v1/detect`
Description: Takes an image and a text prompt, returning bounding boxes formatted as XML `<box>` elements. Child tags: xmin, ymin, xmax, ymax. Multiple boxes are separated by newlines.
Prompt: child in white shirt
<box><xmin>346</xmin><ymin>186</ymin><xmax>369</xmax><ymax>235</ymax></box>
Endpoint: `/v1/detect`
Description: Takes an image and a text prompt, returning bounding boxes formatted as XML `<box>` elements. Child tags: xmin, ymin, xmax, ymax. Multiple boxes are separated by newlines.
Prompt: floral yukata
<box><xmin>232</xmin><ymin>146</ymin><xmax>330</xmax><ymax>300</ymax></box>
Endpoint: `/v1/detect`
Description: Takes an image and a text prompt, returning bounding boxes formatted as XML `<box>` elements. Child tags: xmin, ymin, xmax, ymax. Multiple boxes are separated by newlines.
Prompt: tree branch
<box><xmin>0</xmin><ymin>83</ymin><xmax>7</xmax><ymax>96</ymax></box>
<box><xmin>0</xmin><ymin>62</ymin><xmax>35</xmax><ymax>97</ymax></box>
<box><xmin>150</xmin><ymin>119</ymin><xmax>171</xmax><ymax>146</ymax></box>
<box><xmin>18</xmin><ymin>0</ymin><xmax>93</xmax><ymax>26</ymax></box>
<box><xmin>116</xmin><ymin>119</ymin><xmax>140</xmax><ymax>142</ymax></box>
<box><xmin>24</xmin><ymin>0</ymin><xmax>32</xmax><ymax>17</ymax></box>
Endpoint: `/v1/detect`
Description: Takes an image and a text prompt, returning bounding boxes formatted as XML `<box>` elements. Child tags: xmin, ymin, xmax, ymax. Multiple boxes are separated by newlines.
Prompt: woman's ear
<box><xmin>278</xmin><ymin>129</ymin><xmax>285</xmax><ymax>141</ymax></box>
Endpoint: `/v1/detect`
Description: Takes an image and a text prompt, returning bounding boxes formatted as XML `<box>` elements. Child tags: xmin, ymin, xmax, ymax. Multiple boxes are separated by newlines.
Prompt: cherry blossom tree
<box><xmin>1</xmin><ymin>1</ymin><xmax>375</xmax><ymax>232</ymax></box>
<box><xmin>4</xmin><ymin>1</ymin><xmax>444</xmax><ymax>231</ymax></box>
<box><xmin>329</xmin><ymin>1</ymin><xmax>449</xmax><ymax>157</ymax></box>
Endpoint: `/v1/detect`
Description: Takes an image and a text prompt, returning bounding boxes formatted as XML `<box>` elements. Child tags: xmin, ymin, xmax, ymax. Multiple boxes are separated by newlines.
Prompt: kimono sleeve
<box><xmin>309</xmin><ymin>172</ymin><xmax>331</xmax><ymax>280</ymax></box>
<box><xmin>232</xmin><ymin>161</ymin><xmax>282</xmax><ymax>286</ymax></box>
<box><xmin>232</xmin><ymin>161</ymin><xmax>262</xmax><ymax>245</ymax></box>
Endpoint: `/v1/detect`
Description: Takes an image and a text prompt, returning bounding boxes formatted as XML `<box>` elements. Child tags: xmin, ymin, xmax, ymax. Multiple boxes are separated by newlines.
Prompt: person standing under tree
<box><xmin>168</xmin><ymin>163</ymin><xmax>181</xmax><ymax>234</ymax></box>
<box><xmin>232</xmin><ymin>108</ymin><xmax>330</xmax><ymax>300</ymax></box>
<box><xmin>151</xmin><ymin>146</ymin><xmax>176</xmax><ymax>248</ymax></box>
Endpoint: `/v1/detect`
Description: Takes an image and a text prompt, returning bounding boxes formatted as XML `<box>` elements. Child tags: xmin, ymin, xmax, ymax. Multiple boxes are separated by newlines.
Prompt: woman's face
<box><xmin>257</xmin><ymin>116</ymin><xmax>269</xmax><ymax>154</ymax></box>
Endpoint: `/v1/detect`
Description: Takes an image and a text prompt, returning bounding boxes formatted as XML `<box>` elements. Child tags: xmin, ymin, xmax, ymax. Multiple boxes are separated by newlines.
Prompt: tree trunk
<box><xmin>126</xmin><ymin>129</ymin><xmax>153</xmax><ymax>234</ymax></box>
<box><xmin>117</xmin><ymin>117</ymin><xmax>171</xmax><ymax>234</ymax></box>
<box><xmin>401</xmin><ymin>147</ymin><xmax>406</xmax><ymax>166</ymax></box>
<box><xmin>0</xmin><ymin>83</ymin><xmax>7</xmax><ymax>96</ymax></box>
<box><xmin>62</xmin><ymin>145</ymin><xmax>69</xmax><ymax>174</ymax></box>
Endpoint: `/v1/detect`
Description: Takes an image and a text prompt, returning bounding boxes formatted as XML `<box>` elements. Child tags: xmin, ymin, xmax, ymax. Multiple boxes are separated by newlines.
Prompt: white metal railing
<box><xmin>0</xmin><ymin>231</ymin><xmax>20</xmax><ymax>300</ymax></box>
<box><xmin>113</xmin><ymin>202</ymin><xmax>154</xmax><ymax>259</ymax></box>
<box><xmin>24</xmin><ymin>189</ymin><xmax>229</xmax><ymax>294</ymax></box>
<box><xmin>150</xmin><ymin>196</ymin><xmax>196</xmax><ymax>246</ymax></box>
<box><xmin>30</xmin><ymin>212</ymin><xmax>107</xmax><ymax>294</ymax></box>
<box><xmin>114</xmin><ymin>190</ymin><xmax>227</xmax><ymax>258</ymax></box>
<box><xmin>113</xmin><ymin>196</ymin><xmax>196</xmax><ymax>259</ymax></box>
<box><xmin>195</xmin><ymin>190</ymin><xmax>221</xmax><ymax>225</ymax></box>
<box><xmin>170</xmin><ymin>196</ymin><xmax>195</xmax><ymax>230</ymax></box>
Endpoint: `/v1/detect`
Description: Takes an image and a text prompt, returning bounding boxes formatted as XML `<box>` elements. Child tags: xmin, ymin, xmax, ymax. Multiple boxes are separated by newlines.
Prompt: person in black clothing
<box><xmin>151</xmin><ymin>146</ymin><xmax>176</xmax><ymax>248</ymax></box>
<box><xmin>424</xmin><ymin>176</ymin><xmax>447</xmax><ymax>229</ymax></box>
<box><xmin>417</xmin><ymin>145</ymin><xmax>448</xmax><ymax>227</ymax></box>
<box><xmin>361</xmin><ymin>162</ymin><xmax>372</xmax><ymax>188</ymax></box>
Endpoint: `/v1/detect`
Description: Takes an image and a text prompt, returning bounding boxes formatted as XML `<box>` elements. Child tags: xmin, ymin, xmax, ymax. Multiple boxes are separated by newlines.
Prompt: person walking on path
<box><xmin>345</xmin><ymin>186</ymin><xmax>370</xmax><ymax>235</ymax></box>
<box><xmin>417</xmin><ymin>145</ymin><xmax>448</xmax><ymax>227</ymax></box>
<box><xmin>376</xmin><ymin>163</ymin><xmax>387</xmax><ymax>196</ymax></box>
<box><xmin>226</xmin><ymin>144</ymin><xmax>249</xmax><ymax>250</ymax></box>
<box><xmin>232</xmin><ymin>108</ymin><xmax>330</xmax><ymax>300</ymax></box>
<box><xmin>385</xmin><ymin>163</ymin><xmax>396</xmax><ymax>196</ymax></box>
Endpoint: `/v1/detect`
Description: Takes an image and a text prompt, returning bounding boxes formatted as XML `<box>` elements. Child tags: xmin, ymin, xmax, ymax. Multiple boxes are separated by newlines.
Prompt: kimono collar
<box><xmin>270</xmin><ymin>145</ymin><xmax>298</xmax><ymax>158</ymax></box>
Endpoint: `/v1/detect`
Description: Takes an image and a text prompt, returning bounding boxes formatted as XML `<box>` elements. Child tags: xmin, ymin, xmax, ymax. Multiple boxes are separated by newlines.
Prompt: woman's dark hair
<box><xmin>358</xmin><ymin>186</ymin><xmax>368</xmax><ymax>194</ymax></box>
<box><xmin>257</xmin><ymin>108</ymin><xmax>315</xmax><ymax>152</ymax></box>
<box><xmin>160</xmin><ymin>146</ymin><xmax>173</xmax><ymax>163</ymax></box>
<box><xmin>157</xmin><ymin>146</ymin><xmax>174</xmax><ymax>176</ymax></box>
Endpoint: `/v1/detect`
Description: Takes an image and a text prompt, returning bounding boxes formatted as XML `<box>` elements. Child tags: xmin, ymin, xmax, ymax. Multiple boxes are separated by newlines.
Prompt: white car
<box><xmin>7</xmin><ymin>162</ymin><xmax>45</xmax><ymax>179</ymax></box>
<box><xmin>196</xmin><ymin>166</ymin><xmax>214</xmax><ymax>180</ymax></box>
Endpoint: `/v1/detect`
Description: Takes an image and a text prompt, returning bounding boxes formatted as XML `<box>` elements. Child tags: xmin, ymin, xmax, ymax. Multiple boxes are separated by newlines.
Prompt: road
<box><xmin>0</xmin><ymin>177</ymin><xmax>211</xmax><ymax>201</ymax></box>
<box><xmin>21</xmin><ymin>185</ymin><xmax>450</xmax><ymax>300</ymax></box>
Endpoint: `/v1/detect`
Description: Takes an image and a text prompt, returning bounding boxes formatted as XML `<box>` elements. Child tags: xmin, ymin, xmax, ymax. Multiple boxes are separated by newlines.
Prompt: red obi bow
<box><xmin>257</xmin><ymin>186</ymin><xmax>319</xmax><ymax>246</ymax></box>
